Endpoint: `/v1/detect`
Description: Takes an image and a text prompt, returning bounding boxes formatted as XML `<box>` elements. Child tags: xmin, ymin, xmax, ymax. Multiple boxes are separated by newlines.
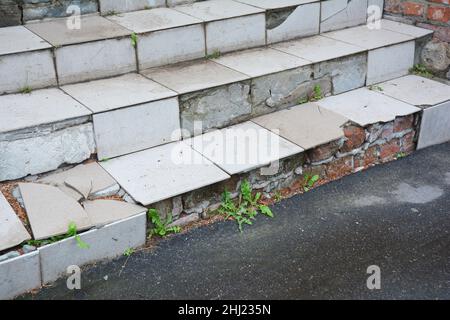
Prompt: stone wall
<box><xmin>384</xmin><ymin>0</ymin><xmax>450</xmax><ymax>78</ymax></box>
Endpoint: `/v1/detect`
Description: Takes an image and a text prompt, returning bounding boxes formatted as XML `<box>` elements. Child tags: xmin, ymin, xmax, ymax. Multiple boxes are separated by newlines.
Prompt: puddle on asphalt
<box><xmin>393</xmin><ymin>182</ymin><xmax>444</xmax><ymax>204</ymax></box>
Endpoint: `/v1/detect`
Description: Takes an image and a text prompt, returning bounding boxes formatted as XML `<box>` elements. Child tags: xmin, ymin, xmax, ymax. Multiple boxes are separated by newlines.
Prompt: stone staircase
<box><xmin>1</xmin><ymin>0</ymin><xmax>450</xmax><ymax>299</ymax></box>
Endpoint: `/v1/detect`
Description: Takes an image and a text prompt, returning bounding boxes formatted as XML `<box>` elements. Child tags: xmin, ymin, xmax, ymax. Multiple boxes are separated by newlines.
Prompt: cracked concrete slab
<box><xmin>212</xmin><ymin>47</ymin><xmax>310</xmax><ymax>77</ymax></box>
<box><xmin>38</xmin><ymin>162</ymin><xmax>118</xmax><ymax>201</ymax></box>
<box><xmin>252</xmin><ymin>103</ymin><xmax>348</xmax><ymax>150</ymax></box>
<box><xmin>65</xmin><ymin>176</ymin><xmax>92</xmax><ymax>200</ymax></box>
<box><xmin>185</xmin><ymin>121</ymin><xmax>303</xmax><ymax>175</ymax></box>
<box><xmin>236</xmin><ymin>0</ymin><xmax>318</xmax><ymax>10</ymax></box>
<box><xmin>82</xmin><ymin>200</ymin><xmax>146</xmax><ymax>226</ymax></box>
<box><xmin>316</xmin><ymin>88</ymin><xmax>421</xmax><ymax>127</ymax></box>
<box><xmin>19</xmin><ymin>183</ymin><xmax>91</xmax><ymax>240</ymax></box>
<box><xmin>0</xmin><ymin>192</ymin><xmax>31</xmax><ymax>251</ymax></box>
<box><xmin>320</xmin><ymin>0</ymin><xmax>368</xmax><ymax>32</ymax></box>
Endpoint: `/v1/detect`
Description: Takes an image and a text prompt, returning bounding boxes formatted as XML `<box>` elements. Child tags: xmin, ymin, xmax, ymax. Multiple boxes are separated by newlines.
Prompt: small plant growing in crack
<box><xmin>131</xmin><ymin>32</ymin><xmax>138</xmax><ymax>48</ymax></box>
<box><xmin>274</xmin><ymin>191</ymin><xmax>283</xmax><ymax>203</ymax></box>
<box><xmin>104</xmin><ymin>10</ymin><xmax>119</xmax><ymax>16</ymax></box>
<box><xmin>297</xmin><ymin>84</ymin><xmax>324</xmax><ymax>104</ymax></box>
<box><xmin>219</xmin><ymin>180</ymin><xmax>273</xmax><ymax>232</ymax></box>
<box><xmin>123</xmin><ymin>247</ymin><xmax>135</xmax><ymax>257</ymax></box>
<box><xmin>409</xmin><ymin>64</ymin><xmax>433</xmax><ymax>78</ymax></box>
<box><xmin>368</xmin><ymin>85</ymin><xmax>384</xmax><ymax>92</ymax></box>
<box><xmin>206</xmin><ymin>50</ymin><xmax>221</xmax><ymax>59</ymax></box>
<box><xmin>303</xmin><ymin>174</ymin><xmax>319</xmax><ymax>192</ymax></box>
<box><xmin>148</xmin><ymin>209</ymin><xmax>181</xmax><ymax>238</ymax></box>
<box><xmin>396</xmin><ymin>152</ymin><xmax>407</xmax><ymax>159</ymax></box>
<box><xmin>20</xmin><ymin>86</ymin><xmax>32</xmax><ymax>94</ymax></box>
<box><xmin>26</xmin><ymin>222</ymin><xmax>89</xmax><ymax>248</ymax></box>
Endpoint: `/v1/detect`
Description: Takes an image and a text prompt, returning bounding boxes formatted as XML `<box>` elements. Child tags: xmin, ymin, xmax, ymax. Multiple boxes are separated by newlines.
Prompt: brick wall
<box><xmin>384</xmin><ymin>0</ymin><xmax>450</xmax><ymax>78</ymax></box>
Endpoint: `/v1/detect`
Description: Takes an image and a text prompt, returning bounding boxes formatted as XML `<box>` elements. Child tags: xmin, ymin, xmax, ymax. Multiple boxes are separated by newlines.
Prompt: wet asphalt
<box><xmin>22</xmin><ymin>142</ymin><xmax>450</xmax><ymax>300</ymax></box>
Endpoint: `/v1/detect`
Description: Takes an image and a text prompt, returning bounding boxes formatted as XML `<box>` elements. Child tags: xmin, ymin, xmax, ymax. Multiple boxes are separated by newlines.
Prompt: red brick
<box><xmin>356</xmin><ymin>146</ymin><xmax>379</xmax><ymax>169</ymax></box>
<box><xmin>402</xmin><ymin>2</ymin><xmax>425</xmax><ymax>16</ymax></box>
<box><xmin>326</xmin><ymin>156</ymin><xmax>354</xmax><ymax>181</ymax></box>
<box><xmin>427</xmin><ymin>6</ymin><xmax>450</xmax><ymax>23</ymax></box>
<box><xmin>307</xmin><ymin>140</ymin><xmax>341</xmax><ymax>162</ymax></box>
<box><xmin>385</xmin><ymin>0</ymin><xmax>403</xmax><ymax>13</ymax></box>
<box><xmin>380</xmin><ymin>139</ymin><xmax>401</xmax><ymax>162</ymax></box>
<box><xmin>394</xmin><ymin>115</ymin><xmax>415</xmax><ymax>133</ymax></box>
<box><xmin>401</xmin><ymin>131</ymin><xmax>416</xmax><ymax>152</ymax></box>
<box><xmin>341</xmin><ymin>125</ymin><xmax>366</xmax><ymax>153</ymax></box>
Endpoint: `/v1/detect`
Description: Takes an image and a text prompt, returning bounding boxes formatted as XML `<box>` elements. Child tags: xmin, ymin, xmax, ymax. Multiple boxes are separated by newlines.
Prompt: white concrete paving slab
<box><xmin>39</xmin><ymin>212</ymin><xmax>146</xmax><ymax>284</ymax></box>
<box><xmin>137</xmin><ymin>24</ymin><xmax>205</xmax><ymax>69</ymax></box>
<box><xmin>55</xmin><ymin>37</ymin><xmax>137</xmax><ymax>85</ymax></box>
<box><xmin>0</xmin><ymin>251</ymin><xmax>41</xmax><ymax>300</ymax></box>
<box><xmin>100</xmin><ymin>141</ymin><xmax>230</xmax><ymax>206</ymax></box>
<box><xmin>377</xmin><ymin>75</ymin><xmax>450</xmax><ymax>107</ymax></box>
<box><xmin>323</xmin><ymin>24</ymin><xmax>414</xmax><ymax>50</ymax></box>
<box><xmin>107</xmin><ymin>7</ymin><xmax>202</xmax><ymax>33</ymax></box>
<box><xmin>61</xmin><ymin>73</ymin><xmax>176</xmax><ymax>113</ymax></box>
<box><xmin>83</xmin><ymin>199</ymin><xmax>146</xmax><ymax>226</ymax></box>
<box><xmin>0</xmin><ymin>50</ymin><xmax>57</xmax><ymax>95</ymax></box>
<box><xmin>26</xmin><ymin>15</ymin><xmax>132</xmax><ymax>46</ymax></box>
<box><xmin>267</xmin><ymin>2</ymin><xmax>320</xmax><ymax>44</ymax></box>
<box><xmin>320</xmin><ymin>0</ymin><xmax>368</xmax><ymax>32</ymax></box>
<box><xmin>93</xmin><ymin>97</ymin><xmax>181</xmax><ymax>159</ymax></box>
<box><xmin>316</xmin><ymin>88</ymin><xmax>421</xmax><ymax>127</ymax></box>
<box><xmin>38</xmin><ymin>162</ymin><xmax>117</xmax><ymax>201</ymax></box>
<box><xmin>142</xmin><ymin>60</ymin><xmax>249</xmax><ymax>94</ymax></box>
<box><xmin>99</xmin><ymin>0</ymin><xmax>165</xmax><ymax>14</ymax></box>
<box><xmin>0</xmin><ymin>26</ymin><xmax>51</xmax><ymax>55</ymax></box>
<box><xmin>367</xmin><ymin>41</ymin><xmax>415</xmax><ymax>85</ymax></box>
<box><xmin>0</xmin><ymin>88</ymin><xmax>91</xmax><ymax>133</ymax></box>
<box><xmin>206</xmin><ymin>13</ymin><xmax>266</xmax><ymax>54</ymax></box>
<box><xmin>0</xmin><ymin>193</ymin><xmax>31</xmax><ymax>252</ymax></box>
<box><xmin>64</xmin><ymin>176</ymin><xmax>92</xmax><ymax>199</ymax></box>
<box><xmin>235</xmin><ymin>0</ymin><xmax>318</xmax><ymax>9</ymax></box>
<box><xmin>252</xmin><ymin>103</ymin><xmax>348</xmax><ymax>150</ymax></box>
<box><xmin>212</xmin><ymin>47</ymin><xmax>310</xmax><ymax>77</ymax></box>
<box><xmin>380</xmin><ymin>19</ymin><xmax>434</xmax><ymax>38</ymax></box>
<box><xmin>271</xmin><ymin>35</ymin><xmax>365</xmax><ymax>63</ymax></box>
<box><xmin>19</xmin><ymin>183</ymin><xmax>92</xmax><ymax>240</ymax></box>
<box><xmin>186</xmin><ymin>121</ymin><xmax>303</xmax><ymax>175</ymax></box>
<box><xmin>174</xmin><ymin>0</ymin><xmax>264</xmax><ymax>22</ymax></box>
<box><xmin>417</xmin><ymin>101</ymin><xmax>450</xmax><ymax>150</ymax></box>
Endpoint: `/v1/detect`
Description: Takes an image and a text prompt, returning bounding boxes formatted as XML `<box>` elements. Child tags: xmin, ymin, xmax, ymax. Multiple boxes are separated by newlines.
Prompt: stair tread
<box><xmin>25</xmin><ymin>15</ymin><xmax>132</xmax><ymax>47</ymax></box>
<box><xmin>174</xmin><ymin>0</ymin><xmax>264</xmax><ymax>22</ymax></box>
<box><xmin>0</xmin><ymin>26</ymin><xmax>51</xmax><ymax>55</ymax></box>
<box><xmin>252</xmin><ymin>103</ymin><xmax>348</xmax><ymax>150</ymax></box>
<box><xmin>0</xmin><ymin>88</ymin><xmax>91</xmax><ymax>133</ymax></box>
<box><xmin>212</xmin><ymin>47</ymin><xmax>311</xmax><ymax>77</ymax></box>
<box><xmin>323</xmin><ymin>24</ymin><xmax>414</xmax><ymax>50</ymax></box>
<box><xmin>377</xmin><ymin>75</ymin><xmax>450</xmax><ymax>107</ymax></box>
<box><xmin>0</xmin><ymin>192</ymin><xmax>31</xmax><ymax>252</ymax></box>
<box><xmin>100</xmin><ymin>141</ymin><xmax>230</xmax><ymax>206</ymax></box>
<box><xmin>379</xmin><ymin>19</ymin><xmax>434</xmax><ymax>38</ymax></box>
<box><xmin>185</xmin><ymin>121</ymin><xmax>304</xmax><ymax>175</ymax></box>
<box><xmin>235</xmin><ymin>0</ymin><xmax>318</xmax><ymax>10</ymax></box>
<box><xmin>107</xmin><ymin>7</ymin><xmax>202</xmax><ymax>34</ymax></box>
<box><xmin>142</xmin><ymin>60</ymin><xmax>249</xmax><ymax>94</ymax></box>
<box><xmin>61</xmin><ymin>73</ymin><xmax>177</xmax><ymax>113</ymax></box>
<box><xmin>316</xmin><ymin>87</ymin><xmax>421</xmax><ymax>127</ymax></box>
<box><xmin>271</xmin><ymin>34</ymin><xmax>365</xmax><ymax>63</ymax></box>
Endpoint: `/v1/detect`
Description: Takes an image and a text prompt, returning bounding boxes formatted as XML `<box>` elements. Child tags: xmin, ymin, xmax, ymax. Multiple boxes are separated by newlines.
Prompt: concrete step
<box><xmin>0</xmin><ymin>20</ymin><xmax>436</xmax><ymax>182</ymax></box>
<box><xmin>0</xmin><ymin>0</ymin><xmax>392</xmax><ymax>93</ymax></box>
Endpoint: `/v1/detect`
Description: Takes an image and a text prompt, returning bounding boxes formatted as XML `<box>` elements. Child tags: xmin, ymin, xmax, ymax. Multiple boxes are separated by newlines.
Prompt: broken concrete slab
<box><xmin>212</xmin><ymin>47</ymin><xmax>310</xmax><ymax>77</ymax></box>
<box><xmin>0</xmin><ymin>192</ymin><xmax>31</xmax><ymax>252</ymax></box>
<box><xmin>316</xmin><ymin>88</ymin><xmax>421</xmax><ymax>127</ymax></box>
<box><xmin>65</xmin><ymin>176</ymin><xmax>92</xmax><ymax>200</ymax></box>
<box><xmin>107</xmin><ymin>7</ymin><xmax>202</xmax><ymax>33</ymax></box>
<box><xmin>186</xmin><ymin>121</ymin><xmax>304</xmax><ymax>175</ymax></box>
<box><xmin>377</xmin><ymin>75</ymin><xmax>450</xmax><ymax>108</ymax></box>
<box><xmin>82</xmin><ymin>199</ymin><xmax>146</xmax><ymax>226</ymax></box>
<box><xmin>380</xmin><ymin>19</ymin><xmax>434</xmax><ymax>38</ymax></box>
<box><xmin>19</xmin><ymin>183</ymin><xmax>92</xmax><ymax>240</ymax></box>
<box><xmin>38</xmin><ymin>162</ymin><xmax>118</xmax><ymax>201</ymax></box>
<box><xmin>271</xmin><ymin>35</ymin><xmax>365</xmax><ymax>63</ymax></box>
<box><xmin>142</xmin><ymin>60</ymin><xmax>249</xmax><ymax>94</ymax></box>
<box><xmin>252</xmin><ymin>103</ymin><xmax>348</xmax><ymax>150</ymax></box>
<box><xmin>0</xmin><ymin>88</ymin><xmax>91</xmax><ymax>134</ymax></box>
<box><xmin>236</xmin><ymin>0</ymin><xmax>318</xmax><ymax>10</ymax></box>
<box><xmin>320</xmin><ymin>0</ymin><xmax>368</xmax><ymax>33</ymax></box>
<box><xmin>0</xmin><ymin>25</ymin><xmax>51</xmax><ymax>55</ymax></box>
<box><xmin>38</xmin><ymin>212</ymin><xmax>146</xmax><ymax>284</ymax></box>
<box><xmin>174</xmin><ymin>0</ymin><xmax>264</xmax><ymax>22</ymax></box>
<box><xmin>0</xmin><ymin>251</ymin><xmax>41</xmax><ymax>300</ymax></box>
<box><xmin>61</xmin><ymin>73</ymin><xmax>177</xmax><ymax>113</ymax></box>
<box><xmin>323</xmin><ymin>24</ymin><xmax>413</xmax><ymax>50</ymax></box>
<box><xmin>100</xmin><ymin>141</ymin><xmax>230</xmax><ymax>206</ymax></box>
<box><xmin>25</xmin><ymin>15</ymin><xmax>132</xmax><ymax>46</ymax></box>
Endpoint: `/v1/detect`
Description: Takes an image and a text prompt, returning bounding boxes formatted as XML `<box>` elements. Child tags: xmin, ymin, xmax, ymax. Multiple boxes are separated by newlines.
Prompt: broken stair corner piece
<box><xmin>82</xmin><ymin>199</ymin><xmax>147</xmax><ymax>227</ymax></box>
<box><xmin>0</xmin><ymin>192</ymin><xmax>31</xmax><ymax>252</ymax></box>
<box><xmin>18</xmin><ymin>183</ymin><xmax>92</xmax><ymax>240</ymax></box>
